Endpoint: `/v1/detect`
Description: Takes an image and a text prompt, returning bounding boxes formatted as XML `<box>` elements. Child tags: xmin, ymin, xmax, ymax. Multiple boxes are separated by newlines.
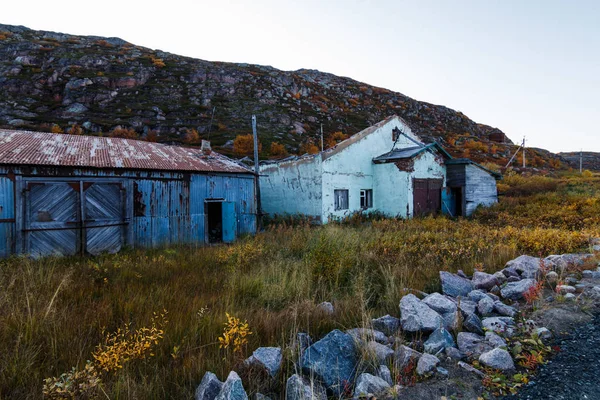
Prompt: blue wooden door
<box><xmin>83</xmin><ymin>182</ymin><xmax>124</xmax><ymax>255</ymax></box>
<box><xmin>221</xmin><ymin>201</ymin><xmax>236</xmax><ymax>243</ymax></box>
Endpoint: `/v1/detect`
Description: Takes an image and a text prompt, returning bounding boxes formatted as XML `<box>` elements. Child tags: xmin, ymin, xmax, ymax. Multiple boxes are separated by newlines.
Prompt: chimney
<box><xmin>201</xmin><ymin>140</ymin><xmax>212</xmax><ymax>155</ymax></box>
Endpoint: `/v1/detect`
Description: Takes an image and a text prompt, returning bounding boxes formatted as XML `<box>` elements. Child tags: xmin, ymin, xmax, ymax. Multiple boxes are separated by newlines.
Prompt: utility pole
<box><xmin>320</xmin><ymin>124</ymin><xmax>324</xmax><ymax>152</ymax></box>
<box><xmin>580</xmin><ymin>149</ymin><xmax>583</xmax><ymax>174</ymax></box>
<box><xmin>522</xmin><ymin>137</ymin><xmax>526</xmax><ymax>168</ymax></box>
<box><xmin>252</xmin><ymin>115</ymin><xmax>262</xmax><ymax>231</ymax></box>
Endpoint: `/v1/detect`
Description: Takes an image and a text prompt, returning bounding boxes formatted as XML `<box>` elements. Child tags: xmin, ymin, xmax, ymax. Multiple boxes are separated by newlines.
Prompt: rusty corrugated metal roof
<box><xmin>0</xmin><ymin>129</ymin><xmax>253</xmax><ymax>174</ymax></box>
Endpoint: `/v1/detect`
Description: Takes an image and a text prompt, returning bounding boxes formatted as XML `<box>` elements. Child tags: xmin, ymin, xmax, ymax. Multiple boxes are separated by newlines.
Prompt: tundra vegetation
<box><xmin>1</xmin><ymin>171</ymin><xmax>599</xmax><ymax>399</ymax></box>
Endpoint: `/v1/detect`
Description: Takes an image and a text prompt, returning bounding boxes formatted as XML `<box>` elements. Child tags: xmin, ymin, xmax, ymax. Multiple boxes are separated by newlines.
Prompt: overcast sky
<box><xmin>3</xmin><ymin>0</ymin><xmax>599</xmax><ymax>152</ymax></box>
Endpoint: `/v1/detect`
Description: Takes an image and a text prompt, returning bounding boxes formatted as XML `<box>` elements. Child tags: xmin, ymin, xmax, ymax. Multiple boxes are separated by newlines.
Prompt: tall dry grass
<box><xmin>0</xmin><ymin>173</ymin><xmax>598</xmax><ymax>399</ymax></box>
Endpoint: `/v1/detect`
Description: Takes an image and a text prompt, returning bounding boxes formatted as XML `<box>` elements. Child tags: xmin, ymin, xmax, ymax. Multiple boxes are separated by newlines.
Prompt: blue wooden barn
<box><xmin>0</xmin><ymin>129</ymin><xmax>257</xmax><ymax>257</ymax></box>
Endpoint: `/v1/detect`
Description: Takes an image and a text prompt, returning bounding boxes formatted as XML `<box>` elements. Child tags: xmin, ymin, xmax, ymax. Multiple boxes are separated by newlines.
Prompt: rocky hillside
<box><xmin>559</xmin><ymin>152</ymin><xmax>600</xmax><ymax>172</ymax></box>
<box><xmin>0</xmin><ymin>24</ymin><xmax>565</xmax><ymax>168</ymax></box>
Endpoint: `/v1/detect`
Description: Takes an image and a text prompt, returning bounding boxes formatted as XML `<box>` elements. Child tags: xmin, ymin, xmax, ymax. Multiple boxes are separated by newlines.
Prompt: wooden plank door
<box><xmin>25</xmin><ymin>182</ymin><xmax>80</xmax><ymax>257</ymax></box>
<box><xmin>83</xmin><ymin>182</ymin><xmax>125</xmax><ymax>255</ymax></box>
<box><xmin>413</xmin><ymin>179</ymin><xmax>443</xmax><ymax>216</ymax></box>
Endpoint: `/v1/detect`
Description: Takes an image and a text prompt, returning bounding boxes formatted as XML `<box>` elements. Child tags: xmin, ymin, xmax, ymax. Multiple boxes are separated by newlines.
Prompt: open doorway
<box><xmin>206</xmin><ymin>201</ymin><xmax>223</xmax><ymax>243</ymax></box>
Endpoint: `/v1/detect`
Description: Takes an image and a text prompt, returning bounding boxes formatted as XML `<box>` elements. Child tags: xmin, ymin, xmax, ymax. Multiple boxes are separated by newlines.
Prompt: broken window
<box><xmin>334</xmin><ymin>189</ymin><xmax>349</xmax><ymax>211</ymax></box>
<box><xmin>360</xmin><ymin>189</ymin><xmax>373</xmax><ymax>209</ymax></box>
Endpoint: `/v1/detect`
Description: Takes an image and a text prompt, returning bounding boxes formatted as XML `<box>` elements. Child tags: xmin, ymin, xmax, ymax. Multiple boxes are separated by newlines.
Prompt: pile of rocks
<box><xmin>195</xmin><ymin>252</ymin><xmax>599</xmax><ymax>400</ymax></box>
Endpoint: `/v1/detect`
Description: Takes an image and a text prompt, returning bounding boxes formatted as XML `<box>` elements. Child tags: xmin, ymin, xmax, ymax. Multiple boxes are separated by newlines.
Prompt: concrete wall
<box><xmin>465</xmin><ymin>164</ymin><xmax>498</xmax><ymax>216</ymax></box>
<box><xmin>320</xmin><ymin>118</ymin><xmax>418</xmax><ymax>222</ymax></box>
<box><xmin>259</xmin><ymin>156</ymin><xmax>323</xmax><ymax>219</ymax></box>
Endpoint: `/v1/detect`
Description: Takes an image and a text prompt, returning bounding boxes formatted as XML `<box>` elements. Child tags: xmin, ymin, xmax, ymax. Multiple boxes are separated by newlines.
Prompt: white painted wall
<box><xmin>259</xmin><ymin>116</ymin><xmax>447</xmax><ymax>223</ymax></box>
<box><xmin>320</xmin><ymin>117</ymin><xmax>419</xmax><ymax>222</ymax></box>
<box><xmin>259</xmin><ymin>155</ymin><xmax>323</xmax><ymax>219</ymax></box>
<box><xmin>373</xmin><ymin>151</ymin><xmax>446</xmax><ymax>218</ymax></box>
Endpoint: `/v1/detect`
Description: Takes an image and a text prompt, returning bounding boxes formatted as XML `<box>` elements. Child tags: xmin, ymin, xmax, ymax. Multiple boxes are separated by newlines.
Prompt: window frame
<box><xmin>360</xmin><ymin>189</ymin><xmax>373</xmax><ymax>209</ymax></box>
<box><xmin>334</xmin><ymin>189</ymin><xmax>349</xmax><ymax>211</ymax></box>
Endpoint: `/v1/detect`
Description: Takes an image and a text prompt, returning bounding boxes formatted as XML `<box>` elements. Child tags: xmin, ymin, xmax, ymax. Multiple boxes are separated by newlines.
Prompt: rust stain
<box><xmin>0</xmin><ymin>129</ymin><xmax>252</xmax><ymax>174</ymax></box>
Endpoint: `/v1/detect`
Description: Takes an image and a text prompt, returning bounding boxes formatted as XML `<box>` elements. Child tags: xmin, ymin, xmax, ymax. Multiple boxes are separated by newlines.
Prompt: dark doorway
<box><xmin>413</xmin><ymin>179</ymin><xmax>443</xmax><ymax>216</ymax></box>
<box><xmin>206</xmin><ymin>201</ymin><xmax>223</xmax><ymax>243</ymax></box>
<box><xmin>452</xmin><ymin>187</ymin><xmax>463</xmax><ymax>217</ymax></box>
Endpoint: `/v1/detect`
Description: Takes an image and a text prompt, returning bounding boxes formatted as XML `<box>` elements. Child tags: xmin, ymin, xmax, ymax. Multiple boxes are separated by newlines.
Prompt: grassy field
<box><xmin>1</xmin><ymin>172</ymin><xmax>599</xmax><ymax>399</ymax></box>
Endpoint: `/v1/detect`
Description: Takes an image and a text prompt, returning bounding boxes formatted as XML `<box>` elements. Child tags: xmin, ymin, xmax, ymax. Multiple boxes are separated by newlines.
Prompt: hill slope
<box><xmin>559</xmin><ymin>152</ymin><xmax>600</xmax><ymax>172</ymax></box>
<box><xmin>0</xmin><ymin>24</ymin><xmax>564</xmax><ymax>168</ymax></box>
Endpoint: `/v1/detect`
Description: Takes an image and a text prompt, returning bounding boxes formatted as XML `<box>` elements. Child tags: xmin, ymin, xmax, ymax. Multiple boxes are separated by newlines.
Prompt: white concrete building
<box><xmin>259</xmin><ymin>116</ymin><xmax>461</xmax><ymax>223</ymax></box>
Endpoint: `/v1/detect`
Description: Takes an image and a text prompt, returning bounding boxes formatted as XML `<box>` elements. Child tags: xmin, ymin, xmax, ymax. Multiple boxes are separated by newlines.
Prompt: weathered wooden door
<box><xmin>84</xmin><ymin>182</ymin><xmax>125</xmax><ymax>255</ymax></box>
<box><xmin>24</xmin><ymin>180</ymin><xmax>125</xmax><ymax>257</ymax></box>
<box><xmin>25</xmin><ymin>182</ymin><xmax>80</xmax><ymax>257</ymax></box>
<box><xmin>221</xmin><ymin>201</ymin><xmax>236</xmax><ymax>243</ymax></box>
<box><xmin>413</xmin><ymin>179</ymin><xmax>443</xmax><ymax>216</ymax></box>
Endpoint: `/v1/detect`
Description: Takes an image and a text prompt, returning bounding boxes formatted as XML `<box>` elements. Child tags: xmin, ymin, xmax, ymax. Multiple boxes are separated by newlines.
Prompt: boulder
<box><xmin>416</xmin><ymin>354</ymin><xmax>439</xmax><ymax>376</ymax></box>
<box><xmin>440</xmin><ymin>271</ymin><xmax>473</xmax><ymax>297</ymax></box>
<box><xmin>346</xmin><ymin>328</ymin><xmax>387</xmax><ymax>345</ymax></box>
<box><xmin>456</xmin><ymin>299</ymin><xmax>477</xmax><ymax>316</ymax></box>
<box><xmin>463</xmin><ymin>313</ymin><xmax>484</xmax><ymax>335</ymax></box>
<box><xmin>296</xmin><ymin>333</ymin><xmax>312</xmax><ymax>356</ymax></box>
<box><xmin>536</xmin><ymin>327</ymin><xmax>552</xmax><ymax>341</ymax></box>
<box><xmin>472</xmin><ymin>271</ymin><xmax>498</xmax><ymax>290</ymax></box>
<box><xmin>394</xmin><ymin>345</ymin><xmax>422</xmax><ymax>370</ymax></box>
<box><xmin>423</xmin><ymin>327</ymin><xmax>455</xmax><ymax>354</ymax></box>
<box><xmin>482</xmin><ymin>317</ymin><xmax>515</xmax><ymax>336</ymax></box>
<box><xmin>582</xmin><ymin>270</ymin><xmax>600</xmax><ymax>279</ymax></box>
<box><xmin>354</xmin><ymin>373</ymin><xmax>391</xmax><ymax>397</ymax></box>
<box><xmin>546</xmin><ymin>271</ymin><xmax>559</xmax><ymax>283</ymax></box>
<box><xmin>486</xmin><ymin>292</ymin><xmax>500</xmax><ymax>302</ymax></box>
<box><xmin>441</xmin><ymin>310</ymin><xmax>461</xmax><ymax>332</ymax></box>
<box><xmin>445</xmin><ymin>347</ymin><xmax>463</xmax><ymax>361</ymax></box>
<box><xmin>300</xmin><ymin>330</ymin><xmax>358</xmax><ymax>396</ymax></box>
<box><xmin>458</xmin><ymin>361</ymin><xmax>485</xmax><ymax>377</ymax></box>
<box><xmin>316</xmin><ymin>302</ymin><xmax>334</xmax><ymax>315</ymax></box>
<box><xmin>477</xmin><ymin>296</ymin><xmax>495</xmax><ymax>316</ymax></box>
<box><xmin>285</xmin><ymin>374</ymin><xmax>327</xmax><ymax>400</ymax></box>
<box><xmin>493</xmin><ymin>271</ymin><xmax>507</xmax><ymax>284</ymax></box>
<box><xmin>479</xmin><ymin>348</ymin><xmax>515</xmax><ymax>371</ymax></box>
<box><xmin>564</xmin><ymin>293</ymin><xmax>576</xmax><ymax>301</ymax></box>
<box><xmin>485</xmin><ymin>331</ymin><xmax>507</xmax><ymax>348</ymax></box>
<box><xmin>457</xmin><ymin>332</ymin><xmax>493</xmax><ymax>359</ymax></box>
<box><xmin>504</xmin><ymin>255</ymin><xmax>541</xmax><ymax>279</ymax></box>
<box><xmin>467</xmin><ymin>290</ymin><xmax>488</xmax><ymax>303</ymax></box>
<box><xmin>376</xmin><ymin>365</ymin><xmax>393</xmax><ymax>386</ymax></box>
<box><xmin>364</xmin><ymin>341</ymin><xmax>394</xmax><ymax>364</ymax></box>
<box><xmin>399</xmin><ymin>294</ymin><xmax>443</xmax><ymax>333</ymax></box>
<box><xmin>493</xmin><ymin>301</ymin><xmax>517</xmax><ymax>317</ymax></box>
<box><xmin>195</xmin><ymin>372</ymin><xmax>223</xmax><ymax>400</ymax></box>
<box><xmin>245</xmin><ymin>347</ymin><xmax>282</xmax><ymax>378</ymax></box>
<box><xmin>422</xmin><ymin>292</ymin><xmax>457</xmax><ymax>314</ymax></box>
<box><xmin>371</xmin><ymin>315</ymin><xmax>401</xmax><ymax>336</ymax></box>
<box><xmin>544</xmin><ymin>254</ymin><xmax>593</xmax><ymax>272</ymax></box>
<box><xmin>215</xmin><ymin>371</ymin><xmax>248</xmax><ymax>400</ymax></box>
<box><xmin>500</xmin><ymin>279</ymin><xmax>537</xmax><ymax>300</ymax></box>
<box><xmin>556</xmin><ymin>285</ymin><xmax>576</xmax><ymax>294</ymax></box>
<box><xmin>507</xmin><ymin>276</ymin><xmax>521</xmax><ymax>283</ymax></box>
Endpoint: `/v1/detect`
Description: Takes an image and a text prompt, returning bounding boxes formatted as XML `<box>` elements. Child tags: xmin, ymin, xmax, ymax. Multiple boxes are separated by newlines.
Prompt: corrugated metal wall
<box><xmin>0</xmin><ymin>167</ymin><xmax>256</xmax><ymax>257</ymax></box>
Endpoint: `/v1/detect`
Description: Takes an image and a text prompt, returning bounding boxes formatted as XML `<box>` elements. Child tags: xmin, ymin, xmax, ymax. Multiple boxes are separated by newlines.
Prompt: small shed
<box><xmin>444</xmin><ymin>158</ymin><xmax>501</xmax><ymax>217</ymax></box>
<box><xmin>0</xmin><ymin>130</ymin><xmax>257</xmax><ymax>258</ymax></box>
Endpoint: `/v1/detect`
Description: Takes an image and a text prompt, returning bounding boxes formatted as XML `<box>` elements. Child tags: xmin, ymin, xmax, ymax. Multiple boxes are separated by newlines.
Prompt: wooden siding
<box><xmin>464</xmin><ymin>164</ymin><xmax>498</xmax><ymax>216</ymax></box>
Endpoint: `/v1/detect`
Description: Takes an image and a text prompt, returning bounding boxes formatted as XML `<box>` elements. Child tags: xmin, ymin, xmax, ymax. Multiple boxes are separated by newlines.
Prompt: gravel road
<box><xmin>503</xmin><ymin>313</ymin><xmax>600</xmax><ymax>400</ymax></box>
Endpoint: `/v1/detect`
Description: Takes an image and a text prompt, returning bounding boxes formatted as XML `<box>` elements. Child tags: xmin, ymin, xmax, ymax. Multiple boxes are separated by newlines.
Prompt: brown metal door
<box><xmin>413</xmin><ymin>179</ymin><xmax>443</xmax><ymax>216</ymax></box>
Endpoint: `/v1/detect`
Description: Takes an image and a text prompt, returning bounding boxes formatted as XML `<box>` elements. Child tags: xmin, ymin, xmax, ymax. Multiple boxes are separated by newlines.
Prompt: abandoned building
<box><xmin>0</xmin><ymin>130</ymin><xmax>257</xmax><ymax>258</ymax></box>
<box><xmin>259</xmin><ymin>116</ymin><xmax>500</xmax><ymax>223</ymax></box>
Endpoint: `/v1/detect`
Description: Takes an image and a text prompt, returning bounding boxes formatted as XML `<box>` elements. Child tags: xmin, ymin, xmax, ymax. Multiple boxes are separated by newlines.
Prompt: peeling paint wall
<box><xmin>321</xmin><ymin>118</ymin><xmax>434</xmax><ymax>222</ymax></box>
<box><xmin>465</xmin><ymin>164</ymin><xmax>498</xmax><ymax>216</ymax></box>
<box><xmin>259</xmin><ymin>156</ymin><xmax>323</xmax><ymax>219</ymax></box>
<box><xmin>373</xmin><ymin>151</ymin><xmax>446</xmax><ymax>218</ymax></box>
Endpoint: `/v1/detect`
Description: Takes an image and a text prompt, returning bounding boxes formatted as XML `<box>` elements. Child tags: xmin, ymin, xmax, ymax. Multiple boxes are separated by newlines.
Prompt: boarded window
<box><xmin>360</xmin><ymin>189</ymin><xmax>373</xmax><ymax>209</ymax></box>
<box><xmin>334</xmin><ymin>189</ymin><xmax>349</xmax><ymax>211</ymax></box>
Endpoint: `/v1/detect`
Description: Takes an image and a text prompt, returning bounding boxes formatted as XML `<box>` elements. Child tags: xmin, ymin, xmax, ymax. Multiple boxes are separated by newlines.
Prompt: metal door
<box><xmin>413</xmin><ymin>179</ymin><xmax>443</xmax><ymax>216</ymax></box>
<box><xmin>221</xmin><ymin>201</ymin><xmax>236</xmax><ymax>243</ymax></box>
<box><xmin>84</xmin><ymin>182</ymin><xmax>124</xmax><ymax>255</ymax></box>
<box><xmin>25</xmin><ymin>182</ymin><xmax>80</xmax><ymax>257</ymax></box>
